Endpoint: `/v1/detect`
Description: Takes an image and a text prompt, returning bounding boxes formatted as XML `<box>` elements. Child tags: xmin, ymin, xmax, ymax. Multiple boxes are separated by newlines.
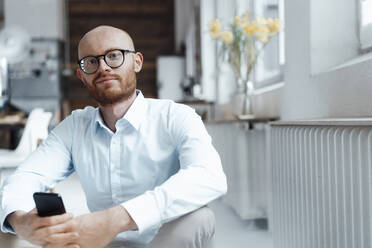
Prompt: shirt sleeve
<box><xmin>0</xmin><ymin>115</ymin><xmax>75</xmax><ymax>233</ymax></box>
<box><xmin>121</xmin><ymin>105</ymin><xmax>227</xmax><ymax>234</ymax></box>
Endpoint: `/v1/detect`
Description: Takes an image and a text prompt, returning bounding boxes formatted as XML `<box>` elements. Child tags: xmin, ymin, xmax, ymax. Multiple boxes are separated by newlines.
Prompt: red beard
<box><xmin>85</xmin><ymin>70</ymin><xmax>137</xmax><ymax>106</ymax></box>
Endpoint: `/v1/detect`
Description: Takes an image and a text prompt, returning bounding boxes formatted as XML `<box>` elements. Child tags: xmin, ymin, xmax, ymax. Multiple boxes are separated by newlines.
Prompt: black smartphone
<box><xmin>33</xmin><ymin>192</ymin><xmax>66</xmax><ymax>217</ymax></box>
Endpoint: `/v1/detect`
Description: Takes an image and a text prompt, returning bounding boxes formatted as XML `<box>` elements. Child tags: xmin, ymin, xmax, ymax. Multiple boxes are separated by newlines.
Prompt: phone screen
<box><xmin>33</xmin><ymin>192</ymin><xmax>66</xmax><ymax>217</ymax></box>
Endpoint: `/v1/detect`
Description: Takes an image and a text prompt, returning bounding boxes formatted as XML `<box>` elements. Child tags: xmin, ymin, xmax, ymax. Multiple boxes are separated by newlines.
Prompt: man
<box><xmin>0</xmin><ymin>26</ymin><xmax>227</xmax><ymax>248</ymax></box>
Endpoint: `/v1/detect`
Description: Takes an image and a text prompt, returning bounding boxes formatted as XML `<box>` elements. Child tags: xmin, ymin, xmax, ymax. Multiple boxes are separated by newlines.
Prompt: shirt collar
<box><xmin>93</xmin><ymin>90</ymin><xmax>146</xmax><ymax>132</ymax></box>
<box><xmin>122</xmin><ymin>90</ymin><xmax>146</xmax><ymax>131</ymax></box>
<box><xmin>94</xmin><ymin>108</ymin><xmax>105</xmax><ymax>130</ymax></box>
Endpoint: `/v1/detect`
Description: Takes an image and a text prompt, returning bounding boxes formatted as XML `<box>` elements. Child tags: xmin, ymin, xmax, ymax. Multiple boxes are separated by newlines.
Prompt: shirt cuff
<box><xmin>1</xmin><ymin>201</ymin><xmax>35</xmax><ymax>233</ymax></box>
<box><xmin>121</xmin><ymin>192</ymin><xmax>162</xmax><ymax>234</ymax></box>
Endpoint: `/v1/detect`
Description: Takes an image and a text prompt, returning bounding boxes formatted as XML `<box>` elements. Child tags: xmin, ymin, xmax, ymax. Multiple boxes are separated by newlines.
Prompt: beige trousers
<box><xmin>108</xmin><ymin>206</ymin><xmax>215</xmax><ymax>248</ymax></box>
<box><xmin>147</xmin><ymin>206</ymin><xmax>215</xmax><ymax>248</ymax></box>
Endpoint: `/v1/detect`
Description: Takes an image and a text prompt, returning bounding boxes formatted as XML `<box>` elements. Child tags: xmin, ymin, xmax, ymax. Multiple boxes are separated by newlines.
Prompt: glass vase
<box><xmin>230</xmin><ymin>78</ymin><xmax>254</xmax><ymax>118</ymax></box>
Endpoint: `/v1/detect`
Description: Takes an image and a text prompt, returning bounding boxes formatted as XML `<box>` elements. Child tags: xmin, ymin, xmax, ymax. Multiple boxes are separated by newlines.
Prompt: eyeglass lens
<box><xmin>80</xmin><ymin>50</ymin><xmax>125</xmax><ymax>74</ymax></box>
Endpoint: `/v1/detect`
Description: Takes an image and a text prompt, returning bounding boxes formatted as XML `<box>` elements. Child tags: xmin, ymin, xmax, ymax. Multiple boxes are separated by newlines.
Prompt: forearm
<box><xmin>1</xmin><ymin>134</ymin><xmax>74</xmax><ymax>232</ymax></box>
<box><xmin>105</xmin><ymin>205</ymin><xmax>137</xmax><ymax>234</ymax></box>
<box><xmin>122</xmin><ymin>163</ymin><xmax>227</xmax><ymax>234</ymax></box>
<box><xmin>60</xmin><ymin>206</ymin><xmax>138</xmax><ymax>248</ymax></box>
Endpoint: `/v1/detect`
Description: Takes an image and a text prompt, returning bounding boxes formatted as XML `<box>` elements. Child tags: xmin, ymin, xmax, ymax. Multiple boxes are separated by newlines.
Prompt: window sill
<box><xmin>319</xmin><ymin>51</ymin><xmax>372</xmax><ymax>75</ymax></box>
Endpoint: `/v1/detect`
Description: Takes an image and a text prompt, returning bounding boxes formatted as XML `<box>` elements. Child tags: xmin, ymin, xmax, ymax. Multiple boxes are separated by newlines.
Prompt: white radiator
<box><xmin>207</xmin><ymin>122</ymin><xmax>269</xmax><ymax>220</ymax></box>
<box><xmin>271</xmin><ymin>122</ymin><xmax>372</xmax><ymax>248</ymax></box>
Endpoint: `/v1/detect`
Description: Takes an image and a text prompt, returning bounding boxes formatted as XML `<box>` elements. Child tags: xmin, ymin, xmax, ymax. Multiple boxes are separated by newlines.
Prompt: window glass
<box><xmin>253</xmin><ymin>0</ymin><xmax>284</xmax><ymax>88</ymax></box>
<box><xmin>359</xmin><ymin>0</ymin><xmax>372</xmax><ymax>51</ymax></box>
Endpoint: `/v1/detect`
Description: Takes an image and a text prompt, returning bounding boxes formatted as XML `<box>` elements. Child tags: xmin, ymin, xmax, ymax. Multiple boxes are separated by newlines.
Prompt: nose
<box><xmin>97</xmin><ymin>56</ymin><xmax>112</xmax><ymax>72</ymax></box>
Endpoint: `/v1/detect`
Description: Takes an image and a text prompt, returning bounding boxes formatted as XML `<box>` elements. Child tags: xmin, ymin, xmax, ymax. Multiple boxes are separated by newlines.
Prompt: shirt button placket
<box><xmin>110</xmin><ymin>134</ymin><xmax>121</xmax><ymax>203</ymax></box>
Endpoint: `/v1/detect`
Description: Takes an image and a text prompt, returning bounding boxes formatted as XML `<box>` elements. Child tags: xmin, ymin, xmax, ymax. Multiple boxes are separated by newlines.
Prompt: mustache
<box><xmin>93</xmin><ymin>72</ymin><xmax>121</xmax><ymax>85</ymax></box>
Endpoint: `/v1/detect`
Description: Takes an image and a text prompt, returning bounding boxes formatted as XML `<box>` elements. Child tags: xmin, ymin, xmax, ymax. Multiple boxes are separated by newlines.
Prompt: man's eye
<box><xmin>108</xmin><ymin>52</ymin><xmax>121</xmax><ymax>59</ymax></box>
<box><xmin>88</xmin><ymin>58</ymin><xmax>97</xmax><ymax>65</ymax></box>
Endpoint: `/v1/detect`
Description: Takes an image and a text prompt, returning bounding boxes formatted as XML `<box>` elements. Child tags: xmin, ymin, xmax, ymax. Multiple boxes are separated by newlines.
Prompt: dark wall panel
<box><xmin>66</xmin><ymin>0</ymin><xmax>175</xmax><ymax>104</ymax></box>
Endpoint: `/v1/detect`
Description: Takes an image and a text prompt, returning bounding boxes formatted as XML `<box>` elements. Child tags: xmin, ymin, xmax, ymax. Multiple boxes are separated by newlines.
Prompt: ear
<box><xmin>134</xmin><ymin>52</ymin><xmax>143</xmax><ymax>73</ymax></box>
<box><xmin>76</xmin><ymin>68</ymin><xmax>87</xmax><ymax>86</ymax></box>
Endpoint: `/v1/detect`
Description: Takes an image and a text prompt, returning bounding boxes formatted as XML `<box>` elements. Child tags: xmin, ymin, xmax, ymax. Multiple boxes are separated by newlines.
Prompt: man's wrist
<box><xmin>6</xmin><ymin>211</ymin><xmax>26</xmax><ymax>231</ymax></box>
<box><xmin>106</xmin><ymin>205</ymin><xmax>137</xmax><ymax>234</ymax></box>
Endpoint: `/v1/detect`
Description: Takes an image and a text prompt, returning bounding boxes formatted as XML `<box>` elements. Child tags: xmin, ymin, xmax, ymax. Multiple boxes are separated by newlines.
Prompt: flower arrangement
<box><xmin>209</xmin><ymin>13</ymin><xmax>280</xmax><ymax>86</ymax></box>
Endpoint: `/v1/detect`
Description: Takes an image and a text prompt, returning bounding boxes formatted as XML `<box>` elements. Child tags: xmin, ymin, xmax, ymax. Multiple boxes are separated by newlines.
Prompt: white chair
<box><xmin>0</xmin><ymin>108</ymin><xmax>52</xmax><ymax>172</ymax></box>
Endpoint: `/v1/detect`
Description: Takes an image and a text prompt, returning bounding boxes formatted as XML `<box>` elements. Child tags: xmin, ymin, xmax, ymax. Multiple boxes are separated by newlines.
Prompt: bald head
<box><xmin>78</xmin><ymin>25</ymin><xmax>135</xmax><ymax>59</ymax></box>
<box><xmin>76</xmin><ymin>25</ymin><xmax>143</xmax><ymax>107</ymax></box>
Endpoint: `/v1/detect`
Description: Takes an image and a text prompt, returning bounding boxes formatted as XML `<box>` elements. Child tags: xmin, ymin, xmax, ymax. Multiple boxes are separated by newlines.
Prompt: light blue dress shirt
<box><xmin>0</xmin><ymin>91</ymin><xmax>227</xmax><ymax>247</ymax></box>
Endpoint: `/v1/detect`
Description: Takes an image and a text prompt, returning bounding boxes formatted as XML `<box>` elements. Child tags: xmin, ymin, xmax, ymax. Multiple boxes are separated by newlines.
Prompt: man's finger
<box><xmin>45</xmin><ymin>232</ymin><xmax>79</xmax><ymax>244</ymax></box>
<box><xmin>29</xmin><ymin>208</ymin><xmax>38</xmax><ymax>214</ymax></box>
<box><xmin>29</xmin><ymin>208</ymin><xmax>39</xmax><ymax>217</ymax></box>
<box><xmin>64</xmin><ymin>245</ymin><xmax>80</xmax><ymax>248</ymax></box>
<box><xmin>34</xmin><ymin>213</ymin><xmax>73</xmax><ymax>228</ymax></box>
<box><xmin>34</xmin><ymin>221</ymin><xmax>76</xmax><ymax>238</ymax></box>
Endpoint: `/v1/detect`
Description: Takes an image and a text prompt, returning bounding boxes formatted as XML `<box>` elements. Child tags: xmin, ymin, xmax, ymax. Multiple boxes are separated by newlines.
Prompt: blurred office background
<box><xmin>1</xmin><ymin>0</ymin><xmax>372</xmax><ymax>248</ymax></box>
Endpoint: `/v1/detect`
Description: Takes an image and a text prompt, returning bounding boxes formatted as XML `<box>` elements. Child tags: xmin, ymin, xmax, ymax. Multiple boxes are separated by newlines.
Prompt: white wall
<box><xmin>4</xmin><ymin>0</ymin><xmax>65</xmax><ymax>40</ymax></box>
<box><xmin>311</xmin><ymin>0</ymin><xmax>358</xmax><ymax>74</ymax></box>
<box><xmin>281</xmin><ymin>0</ymin><xmax>372</xmax><ymax>120</ymax></box>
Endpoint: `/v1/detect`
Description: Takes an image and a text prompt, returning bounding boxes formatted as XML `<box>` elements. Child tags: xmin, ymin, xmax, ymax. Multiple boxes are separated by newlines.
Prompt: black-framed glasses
<box><xmin>78</xmin><ymin>49</ymin><xmax>136</xmax><ymax>74</ymax></box>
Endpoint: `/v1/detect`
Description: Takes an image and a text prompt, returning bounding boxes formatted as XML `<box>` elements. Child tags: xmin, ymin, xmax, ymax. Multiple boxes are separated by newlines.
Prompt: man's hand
<box><xmin>7</xmin><ymin>205</ymin><xmax>136</xmax><ymax>248</ymax></box>
<box><xmin>7</xmin><ymin>208</ymin><xmax>80</xmax><ymax>248</ymax></box>
<box><xmin>65</xmin><ymin>205</ymin><xmax>137</xmax><ymax>248</ymax></box>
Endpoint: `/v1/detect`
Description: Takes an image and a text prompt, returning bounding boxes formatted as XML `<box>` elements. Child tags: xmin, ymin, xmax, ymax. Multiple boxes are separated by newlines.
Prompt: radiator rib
<box><xmin>271</xmin><ymin>124</ymin><xmax>372</xmax><ymax>248</ymax></box>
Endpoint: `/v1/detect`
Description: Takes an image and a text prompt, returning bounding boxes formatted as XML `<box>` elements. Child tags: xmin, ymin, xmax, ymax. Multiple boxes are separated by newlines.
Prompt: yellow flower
<box><xmin>208</xmin><ymin>14</ymin><xmax>280</xmax><ymax>73</ymax></box>
<box><xmin>244</xmin><ymin>22</ymin><xmax>259</xmax><ymax>36</ymax></box>
<box><xmin>267</xmin><ymin>18</ymin><xmax>280</xmax><ymax>35</ymax></box>
<box><xmin>234</xmin><ymin>16</ymin><xmax>242</xmax><ymax>25</ymax></box>
<box><xmin>209</xmin><ymin>19</ymin><xmax>222</xmax><ymax>38</ymax></box>
<box><xmin>235</xmin><ymin>13</ymin><xmax>249</xmax><ymax>25</ymax></box>
<box><xmin>255</xmin><ymin>26</ymin><xmax>269</xmax><ymax>43</ymax></box>
<box><xmin>256</xmin><ymin>17</ymin><xmax>268</xmax><ymax>25</ymax></box>
<box><xmin>258</xmin><ymin>26</ymin><xmax>269</xmax><ymax>34</ymax></box>
<box><xmin>219</xmin><ymin>31</ymin><xmax>234</xmax><ymax>44</ymax></box>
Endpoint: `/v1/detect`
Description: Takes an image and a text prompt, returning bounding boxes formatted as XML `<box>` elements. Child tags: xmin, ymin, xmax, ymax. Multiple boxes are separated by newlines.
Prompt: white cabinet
<box><xmin>207</xmin><ymin>121</ymin><xmax>270</xmax><ymax>220</ymax></box>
